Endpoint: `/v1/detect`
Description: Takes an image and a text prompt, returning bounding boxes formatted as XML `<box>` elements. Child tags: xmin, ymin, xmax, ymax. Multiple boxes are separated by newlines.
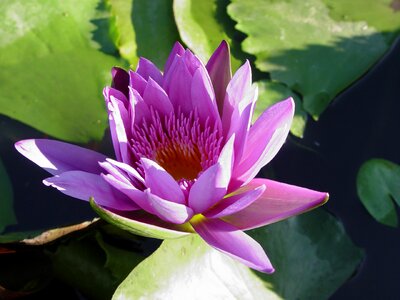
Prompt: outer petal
<box><xmin>206</xmin><ymin>41</ymin><xmax>232</xmax><ymax>115</ymax></box>
<box><xmin>105</xmin><ymin>158</ymin><xmax>144</xmax><ymax>185</ymax></box>
<box><xmin>43</xmin><ymin>171</ymin><xmax>139</xmax><ymax>211</ymax></box>
<box><xmin>191</xmin><ymin>217</ymin><xmax>274</xmax><ymax>273</ymax></box>
<box><xmin>136</xmin><ymin>57</ymin><xmax>163</xmax><ymax>85</ymax></box>
<box><xmin>129</xmin><ymin>70</ymin><xmax>147</xmax><ymax>96</ymax></box>
<box><xmin>143</xmin><ymin>78</ymin><xmax>174</xmax><ymax>116</ymax></box>
<box><xmin>232</xmin><ymin>98</ymin><xmax>294</xmax><ymax>186</ymax></box>
<box><xmin>204</xmin><ymin>184</ymin><xmax>265</xmax><ymax>219</ymax></box>
<box><xmin>145</xmin><ymin>189</ymin><xmax>193</xmax><ymax>224</ymax></box>
<box><xmin>111</xmin><ymin>67</ymin><xmax>129</xmax><ymax>98</ymax></box>
<box><xmin>188</xmin><ymin>135</ymin><xmax>234</xmax><ymax>213</ymax></box>
<box><xmin>164</xmin><ymin>41</ymin><xmax>185</xmax><ymax>75</ymax></box>
<box><xmin>182</xmin><ymin>50</ymin><xmax>202</xmax><ymax>75</ymax></box>
<box><xmin>223</xmin><ymin>178</ymin><xmax>329</xmax><ymax>230</ymax></box>
<box><xmin>141</xmin><ymin>158</ymin><xmax>185</xmax><ymax>205</ymax></box>
<box><xmin>15</xmin><ymin>139</ymin><xmax>106</xmax><ymax>176</ymax></box>
<box><xmin>129</xmin><ymin>86</ymin><xmax>150</xmax><ymax>126</ymax></box>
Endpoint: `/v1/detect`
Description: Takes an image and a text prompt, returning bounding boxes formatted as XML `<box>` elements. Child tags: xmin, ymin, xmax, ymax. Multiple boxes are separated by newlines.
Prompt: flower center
<box><xmin>131</xmin><ymin>110</ymin><xmax>222</xmax><ymax>182</ymax></box>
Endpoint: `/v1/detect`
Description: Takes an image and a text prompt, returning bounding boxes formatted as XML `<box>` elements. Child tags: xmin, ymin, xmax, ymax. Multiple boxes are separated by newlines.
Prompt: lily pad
<box><xmin>113</xmin><ymin>234</ymin><xmax>280</xmax><ymax>300</ymax></box>
<box><xmin>228</xmin><ymin>0</ymin><xmax>388</xmax><ymax>118</ymax></box>
<box><xmin>0</xmin><ymin>157</ymin><xmax>15</xmax><ymax>234</ymax></box>
<box><xmin>249</xmin><ymin>208</ymin><xmax>363</xmax><ymax>299</ymax></box>
<box><xmin>356</xmin><ymin>159</ymin><xmax>400</xmax><ymax>227</ymax></box>
<box><xmin>173</xmin><ymin>0</ymin><xmax>242</xmax><ymax>70</ymax></box>
<box><xmin>0</xmin><ymin>0</ymin><xmax>123</xmax><ymax>143</ymax></box>
<box><xmin>255</xmin><ymin>80</ymin><xmax>307</xmax><ymax>138</ymax></box>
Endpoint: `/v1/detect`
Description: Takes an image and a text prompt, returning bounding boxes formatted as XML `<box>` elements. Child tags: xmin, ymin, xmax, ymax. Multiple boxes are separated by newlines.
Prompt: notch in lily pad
<box><xmin>356</xmin><ymin>159</ymin><xmax>400</xmax><ymax>227</ymax></box>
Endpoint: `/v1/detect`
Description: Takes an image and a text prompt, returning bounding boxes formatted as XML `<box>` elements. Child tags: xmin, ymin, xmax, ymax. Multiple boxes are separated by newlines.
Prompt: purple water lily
<box><xmin>15</xmin><ymin>41</ymin><xmax>328</xmax><ymax>273</ymax></box>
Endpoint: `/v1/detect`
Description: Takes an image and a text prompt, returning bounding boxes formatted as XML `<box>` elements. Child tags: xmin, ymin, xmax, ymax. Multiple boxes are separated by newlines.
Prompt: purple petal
<box><xmin>206</xmin><ymin>41</ymin><xmax>232</xmax><ymax>115</ymax></box>
<box><xmin>182</xmin><ymin>50</ymin><xmax>202</xmax><ymax>75</ymax></box>
<box><xmin>164</xmin><ymin>41</ymin><xmax>185</xmax><ymax>75</ymax></box>
<box><xmin>204</xmin><ymin>184</ymin><xmax>265</xmax><ymax>219</ymax></box>
<box><xmin>163</xmin><ymin>56</ymin><xmax>193</xmax><ymax>114</ymax></box>
<box><xmin>191</xmin><ymin>217</ymin><xmax>274</xmax><ymax>273</ymax></box>
<box><xmin>222</xmin><ymin>60</ymin><xmax>253</xmax><ymax>136</ymax></box>
<box><xmin>191</xmin><ymin>66</ymin><xmax>221</xmax><ymax>126</ymax></box>
<box><xmin>44</xmin><ymin>171</ymin><xmax>139</xmax><ymax>211</ymax></box>
<box><xmin>129</xmin><ymin>86</ymin><xmax>151</xmax><ymax>126</ymax></box>
<box><xmin>223</xmin><ymin>178</ymin><xmax>329</xmax><ymax>230</ymax></box>
<box><xmin>143</xmin><ymin>78</ymin><xmax>174</xmax><ymax>116</ymax></box>
<box><xmin>103</xmin><ymin>86</ymin><xmax>129</xmax><ymax>108</ymax></box>
<box><xmin>145</xmin><ymin>189</ymin><xmax>193</xmax><ymax>224</ymax></box>
<box><xmin>141</xmin><ymin>158</ymin><xmax>185</xmax><ymax>205</ymax></box>
<box><xmin>188</xmin><ymin>135</ymin><xmax>234</xmax><ymax>213</ymax></box>
<box><xmin>15</xmin><ymin>139</ymin><xmax>106</xmax><ymax>176</ymax></box>
<box><xmin>232</xmin><ymin>98</ymin><xmax>294</xmax><ymax>186</ymax></box>
<box><xmin>136</xmin><ymin>57</ymin><xmax>163</xmax><ymax>85</ymax></box>
<box><xmin>105</xmin><ymin>158</ymin><xmax>144</xmax><ymax>185</ymax></box>
<box><xmin>111</xmin><ymin>67</ymin><xmax>129</xmax><ymax>98</ymax></box>
<box><xmin>129</xmin><ymin>70</ymin><xmax>147</xmax><ymax>96</ymax></box>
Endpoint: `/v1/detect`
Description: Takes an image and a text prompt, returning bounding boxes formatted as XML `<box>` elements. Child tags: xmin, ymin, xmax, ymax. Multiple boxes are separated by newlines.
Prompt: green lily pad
<box><xmin>255</xmin><ymin>80</ymin><xmax>307</xmax><ymax>138</ymax></box>
<box><xmin>0</xmin><ymin>0</ymin><xmax>123</xmax><ymax>143</ymax></box>
<box><xmin>173</xmin><ymin>0</ymin><xmax>242</xmax><ymax>70</ymax></box>
<box><xmin>228</xmin><ymin>0</ymin><xmax>388</xmax><ymax>118</ymax></box>
<box><xmin>323</xmin><ymin>0</ymin><xmax>400</xmax><ymax>43</ymax></box>
<box><xmin>113</xmin><ymin>234</ymin><xmax>280</xmax><ymax>299</ymax></box>
<box><xmin>249</xmin><ymin>208</ymin><xmax>363</xmax><ymax>299</ymax></box>
<box><xmin>0</xmin><ymin>157</ymin><xmax>15</xmax><ymax>234</ymax></box>
<box><xmin>107</xmin><ymin>0</ymin><xmax>179</xmax><ymax>69</ymax></box>
<box><xmin>356</xmin><ymin>159</ymin><xmax>400</xmax><ymax>227</ymax></box>
<box><xmin>90</xmin><ymin>198</ymin><xmax>193</xmax><ymax>239</ymax></box>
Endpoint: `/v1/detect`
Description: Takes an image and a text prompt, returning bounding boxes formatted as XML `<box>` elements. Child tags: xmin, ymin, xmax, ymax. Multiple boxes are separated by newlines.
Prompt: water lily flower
<box><xmin>15</xmin><ymin>41</ymin><xmax>328</xmax><ymax>273</ymax></box>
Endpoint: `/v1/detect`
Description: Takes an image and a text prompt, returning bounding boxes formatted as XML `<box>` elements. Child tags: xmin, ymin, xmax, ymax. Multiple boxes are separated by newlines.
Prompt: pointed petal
<box><xmin>129</xmin><ymin>86</ymin><xmax>150</xmax><ymax>125</ymax></box>
<box><xmin>206</xmin><ymin>41</ymin><xmax>232</xmax><ymax>115</ymax></box>
<box><xmin>191</xmin><ymin>66</ymin><xmax>220</xmax><ymax>126</ymax></box>
<box><xmin>182</xmin><ymin>49</ymin><xmax>202</xmax><ymax>75</ymax></box>
<box><xmin>191</xmin><ymin>217</ymin><xmax>274</xmax><ymax>273</ymax></box>
<box><xmin>164</xmin><ymin>41</ymin><xmax>185</xmax><ymax>75</ymax></box>
<box><xmin>143</xmin><ymin>78</ymin><xmax>174</xmax><ymax>116</ymax></box>
<box><xmin>129</xmin><ymin>70</ymin><xmax>147</xmax><ymax>96</ymax></box>
<box><xmin>105</xmin><ymin>158</ymin><xmax>144</xmax><ymax>185</ymax></box>
<box><xmin>141</xmin><ymin>158</ymin><xmax>185</xmax><ymax>204</ymax></box>
<box><xmin>15</xmin><ymin>139</ymin><xmax>106</xmax><ymax>176</ymax></box>
<box><xmin>145</xmin><ymin>190</ymin><xmax>193</xmax><ymax>224</ymax></box>
<box><xmin>223</xmin><ymin>178</ymin><xmax>329</xmax><ymax>230</ymax></box>
<box><xmin>204</xmin><ymin>184</ymin><xmax>265</xmax><ymax>219</ymax></box>
<box><xmin>233</xmin><ymin>98</ymin><xmax>294</xmax><ymax>186</ymax></box>
<box><xmin>111</xmin><ymin>67</ymin><xmax>129</xmax><ymax>98</ymax></box>
<box><xmin>163</xmin><ymin>56</ymin><xmax>193</xmax><ymax>113</ymax></box>
<box><xmin>103</xmin><ymin>86</ymin><xmax>129</xmax><ymax>108</ymax></box>
<box><xmin>188</xmin><ymin>135</ymin><xmax>234</xmax><ymax>213</ymax></box>
<box><xmin>136</xmin><ymin>57</ymin><xmax>163</xmax><ymax>85</ymax></box>
<box><xmin>43</xmin><ymin>171</ymin><xmax>139</xmax><ymax>211</ymax></box>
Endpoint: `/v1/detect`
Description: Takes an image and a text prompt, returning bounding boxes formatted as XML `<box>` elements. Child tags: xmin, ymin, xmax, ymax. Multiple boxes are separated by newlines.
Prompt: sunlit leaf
<box><xmin>0</xmin><ymin>0</ymin><xmax>123</xmax><ymax>143</ymax></box>
<box><xmin>357</xmin><ymin>159</ymin><xmax>400</xmax><ymax>227</ymax></box>
<box><xmin>0</xmin><ymin>157</ymin><xmax>15</xmax><ymax>234</ymax></box>
<box><xmin>250</xmin><ymin>208</ymin><xmax>363</xmax><ymax>299</ymax></box>
<box><xmin>228</xmin><ymin>0</ymin><xmax>388</xmax><ymax>118</ymax></box>
<box><xmin>113</xmin><ymin>234</ymin><xmax>281</xmax><ymax>300</ymax></box>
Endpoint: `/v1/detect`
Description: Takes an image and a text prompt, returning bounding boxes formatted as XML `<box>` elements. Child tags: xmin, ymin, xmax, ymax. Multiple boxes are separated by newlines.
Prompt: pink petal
<box><xmin>182</xmin><ymin>50</ymin><xmax>202</xmax><ymax>75</ymax></box>
<box><xmin>15</xmin><ymin>139</ymin><xmax>106</xmax><ymax>176</ymax></box>
<box><xmin>191</xmin><ymin>217</ymin><xmax>274</xmax><ymax>273</ymax></box>
<box><xmin>223</xmin><ymin>178</ymin><xmax>329</xmax><ymax>230</ymax></box>
<box><xmin>141</xmin><ymin>158</ymin><xmax>185</xmax><ymax>205</ymax></box>
<box><xmin>44</xmin><ymin>171</ymin><xmax>139</xmax><ymax>211</ymax></box>
<box><xmin>143</xmin><ymin>78</ymin><xmax>174</xmax><ymax>116</ymax></box>
<box><xmin>164</xmin><ymin>41</ymin><xmax>185</xmax><ymax>75</ymax></box>
<box><xmin>145</xmin><ymin>189</ymin><xmax>193</xmax><ymax>224</ymax></box>
<box><xmin>105</xmin><ymin>158</ymin><xmax>144</xmax><ymax>185</ymax></box>
<box><xmin>206</xmin><ymin>41</ymin><xmax>232</xmax><ymax>115</ymax></box>
<box><xmin>136</xmin><ymin>57</ymin><xmax>163</xmax><ymax>85</ymax></box>
<box><xmin>103</xmin><ymin>86</ymin><xmax>129</xmax><ymax>108</ymax></box>
<box><xmin>191</xmin><ymin>66</ymin><xmax>221</xmax><ymax>126</ymax></box>
<box><xmin>129</xmin><ymin>86</ymin><xmax>150</xmax><ymax>126</ymax></box>
<box><xmin>111</xmin><ymin>67</ymin><xmax>129</xmax><ymax>98</ymax></box>
<box><xmin>163</xmin><ymin>56</ymin><xmax>193</xmax><ymax>114</ymax></box>
<box><xmin>188</xmin><ymin>135</ymin><xmax>234</xmax><ymax>213</ymax></box>
<box><xmin>129</xmin><ymin>70</ymin><xmax>147</xmax><ymax>96</ymax></box>
<box><xmin>204</xmin><ymin>184</ymin><xmax>265</xmax><ymax>219</ymax></box>
<box><xmin>232</xmin><ymin>98</ymin><xmax>294</xmax><ymax>187</ymax></box>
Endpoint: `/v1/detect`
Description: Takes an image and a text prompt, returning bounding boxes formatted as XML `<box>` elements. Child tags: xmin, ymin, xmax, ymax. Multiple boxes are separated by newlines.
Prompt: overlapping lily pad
<box><xmin>228</xmin><ymin>0</ymin><xmax>388</xmax><ymax>118</ymax></box>
<box><xmin>0</xmin><ymin>0</ymin><xmax>123</xmax><ymax>143</ymax></box>
<box><xmin>357</xmin><ymin>159</ymin><xmax>400</xmax><ymax>227</ymax></box>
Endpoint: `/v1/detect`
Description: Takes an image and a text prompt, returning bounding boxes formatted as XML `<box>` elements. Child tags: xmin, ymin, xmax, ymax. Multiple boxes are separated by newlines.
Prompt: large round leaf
<box><xmin>0</xmin><ymin>0</ymin><xmax>124</xmax><ymax>143</ymax></box>
<box><xmin>228</xmin><ymin>0</ymin><xmax>388</xmax><ymax>118</ymax></box>
<box><xmin>356</xmin><ymin>159</ymin><xmax>400</xmax><ymax>227</ymax></box>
